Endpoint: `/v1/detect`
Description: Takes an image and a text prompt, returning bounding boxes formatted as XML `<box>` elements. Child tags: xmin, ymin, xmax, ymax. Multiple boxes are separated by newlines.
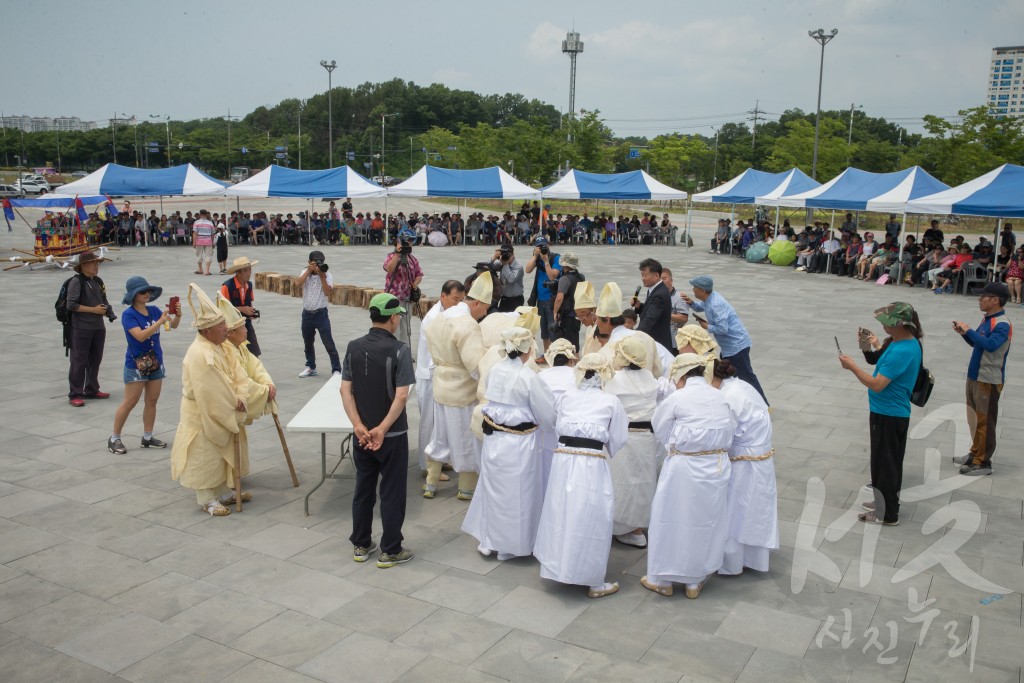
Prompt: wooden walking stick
<box><xmin>233</xmin><ymin>432</ymin><xmax>243</xmax><ymax>512</ymax></box>
<box><xmin>272</xmin><ymin>413</ymin><xmax>300</xmax><ymax>487</ymax></box>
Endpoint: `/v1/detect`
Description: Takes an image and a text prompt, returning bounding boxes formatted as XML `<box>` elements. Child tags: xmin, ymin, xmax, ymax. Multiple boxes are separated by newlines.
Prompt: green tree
<box><xmin>765</xmin><ymin>117</ymin><xmax>851</xmax><ymax>181</ymax></box>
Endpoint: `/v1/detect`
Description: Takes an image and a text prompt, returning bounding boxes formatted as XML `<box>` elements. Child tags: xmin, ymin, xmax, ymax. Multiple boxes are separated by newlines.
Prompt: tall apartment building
<box><xmin>988</xmin><ymin>46</ymin><xmax>1024</xmax><ymax>119</ymax></box>
<box><xmin>0</xmin><ymin>115</ymin><xmax>98</xmax><ymax>132</ymax></box>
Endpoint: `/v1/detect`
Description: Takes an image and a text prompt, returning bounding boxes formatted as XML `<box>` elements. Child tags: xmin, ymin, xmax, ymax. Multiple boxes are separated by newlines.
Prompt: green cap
<box><xmin>874</xmin><ymin>302</ymin><xmax>915</xmax><ymax>328</ymax></box>
<box><xmin>369</xmin><ymin>293</ymin><xmax>406</xmax><ymax>316</ymax></box>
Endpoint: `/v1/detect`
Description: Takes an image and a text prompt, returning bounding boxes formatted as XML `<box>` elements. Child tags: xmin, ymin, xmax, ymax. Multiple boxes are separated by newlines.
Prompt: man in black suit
<box><xmin>632</xmin><ymin>258</ymin><xmax>674</xmax><ymax>352</ymax></box>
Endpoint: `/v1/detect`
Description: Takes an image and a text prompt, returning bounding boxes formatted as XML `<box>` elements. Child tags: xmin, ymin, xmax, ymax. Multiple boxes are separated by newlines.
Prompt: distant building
<box><xmin>0</xmin><ymin>115</ymin><xmax>98</xmax><ymax>132</ymax></box>
<box><xmin>988</xmin><ymin>46</ymin><xmax>1024</xmax><ymax>119</ymax></box>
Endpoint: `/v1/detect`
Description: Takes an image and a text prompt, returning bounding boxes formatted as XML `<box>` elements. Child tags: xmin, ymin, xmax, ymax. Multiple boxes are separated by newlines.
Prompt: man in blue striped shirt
<box><xmin>682</xmin><ymin>275</ymin><xmax>767</xmax><ymax>405</ymax></box>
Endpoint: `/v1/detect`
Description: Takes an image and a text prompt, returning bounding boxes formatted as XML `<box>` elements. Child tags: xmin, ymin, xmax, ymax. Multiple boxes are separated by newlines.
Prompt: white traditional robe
<box><xmin>580</xmin><ymin>324</ymin><xmax>602</xmax><ymax>356</ymax></box>
<box><xmin>718</xmin><ymin>377</ymin><xmax>779</xmax><ymax>574</ymax></box>
<box><xmin>648</xmin><ymin>377</ymin><xmax>735</xmax><ymax>585</ymax></box>
<box><xmin>424</xmin><ymin>302</ymin><xmax>485</xmax><ymax>473</ymax></box>
<box><xmin>462</xmin><ymin>358</ymin><xmax>556</xmax><ymax>557</ymax></box>
<box><xmin>534</xmin><ymin>384</ymin><xmax>629</xmax><ymax>587</ymax></box>
<box><xmin>171</xmin><ymin>334</ymin><xmax>249</xmax><ymax>492</ymax></box>
<box><xmin>603</xmin><ymin>367</ymin><xmax>671</xmax><ymax>535</ymax></box>
<box><xmin>537</xmin><ymin>365</ymin><xmax>577</xmax><ymax>487</ymax></box>
<box><xmin>416</xmin><ymin>301</ymin><xmax>444</xmax><ymax>469</ymax></box>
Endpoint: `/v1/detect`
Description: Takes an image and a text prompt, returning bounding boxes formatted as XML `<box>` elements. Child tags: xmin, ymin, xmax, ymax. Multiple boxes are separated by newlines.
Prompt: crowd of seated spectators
<box><xmin>711</xmin><ymin>212</ymin><xmax>1019</xmax><ymax>301</ymax></box>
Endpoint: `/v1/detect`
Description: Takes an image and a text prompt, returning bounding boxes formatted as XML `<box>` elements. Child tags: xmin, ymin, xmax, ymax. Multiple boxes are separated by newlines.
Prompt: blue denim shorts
<box><xmin>124</xmin><ymin>365</ymin><xmax>166</xmax><ymax>383</ymax></box>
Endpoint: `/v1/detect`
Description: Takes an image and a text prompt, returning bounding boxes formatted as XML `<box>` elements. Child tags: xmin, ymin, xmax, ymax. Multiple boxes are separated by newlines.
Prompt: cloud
<box><xmin>527</xmin><ymin>21</ymin><xmax>571</xmax><ymax>62</ymax></box>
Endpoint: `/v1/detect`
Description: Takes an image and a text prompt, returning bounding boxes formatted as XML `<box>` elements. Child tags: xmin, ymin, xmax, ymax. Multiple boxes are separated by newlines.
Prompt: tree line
<box><xmin>2</xmin><ymin>78</ymin><xmax>1021</xmax><ymax>191</ymax></box>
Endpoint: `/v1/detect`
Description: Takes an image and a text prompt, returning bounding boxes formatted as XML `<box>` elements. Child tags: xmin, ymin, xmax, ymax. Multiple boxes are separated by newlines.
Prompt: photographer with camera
<box><xmin>66</xmin><ymin>251</ymin><xmax>117</xmax><ymax>407</ymax></box>
<box><xmin>493</xmin><ymin>244</ymin><xmax>525</xmax><ymax>312</ymax></box>
<box><xmin>220</xmin><ymin>256</ymin><xmax>262</xmax><ymax>357</ymax></box>
<box><xmin>296</xmin><ymin>250</ymin><xmax>342</xmax><ymax>378</ymax></box>
<box><xmin>525</xmin><ymin>236</ymin><xmax>561</xmax><ymax>350</ymax></box>
<box><xmin>551</xmin><ymin>253</ymin><xmax>585</xmax><ymax>352</ymax></box>
<box><xmin>384</xmin><ymin>239</ymin><xmax>424</xmax><ymax>350</ymax></box>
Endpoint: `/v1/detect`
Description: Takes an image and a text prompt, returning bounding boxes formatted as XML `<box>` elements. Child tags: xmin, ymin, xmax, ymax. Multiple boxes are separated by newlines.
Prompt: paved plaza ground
<box><xmin>0</xmin><ymin>197</ymin><xmax>1021</xmax><ymax>682</ymax></box>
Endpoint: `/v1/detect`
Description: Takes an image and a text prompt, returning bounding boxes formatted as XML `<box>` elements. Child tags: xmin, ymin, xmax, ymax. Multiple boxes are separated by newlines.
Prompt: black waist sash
<box><xmin>558</xmin><ymin>436</ymin><xmax>605</xmax><ymax>450</ymax></box>
<box><xmin>628</xmin><ymin>421</ymin><xmax>653</xmax><ymax>431</ymax></box>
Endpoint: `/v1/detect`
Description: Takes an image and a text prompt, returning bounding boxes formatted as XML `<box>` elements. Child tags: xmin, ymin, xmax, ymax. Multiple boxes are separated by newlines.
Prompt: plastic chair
<box><xmin>959</xmin><ymin>262</ymin><xmax>990</xmax><ymax>294</ymax></box>
<box><xmin>351</xmin><ymin>226</ymin><xmax>367</xmax><ymax>245</ymax></box>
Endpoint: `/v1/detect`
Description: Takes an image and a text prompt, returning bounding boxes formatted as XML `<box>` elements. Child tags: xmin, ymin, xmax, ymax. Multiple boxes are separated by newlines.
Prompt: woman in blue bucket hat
<box><xmin>107</xmin><ymin>276</ymin><xmax>182</xmax><ymax>455</ymax></box>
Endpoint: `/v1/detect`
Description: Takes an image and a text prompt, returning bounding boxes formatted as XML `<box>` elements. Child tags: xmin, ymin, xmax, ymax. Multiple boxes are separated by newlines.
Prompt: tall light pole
<box><xmin>320</xmin><ymin>59</ymin><xmax>337</xmax><ymax>166</ymax></box>
<box><xmin>381</xmin><ymin>112</ymin><xmax>398</xmax><ymax>176</ymax></box>
<box><xmin>150</xmin><ymin>115</ymin><xmax>171</xmax><ymax>166</ymax></box>
<box><xmin>808</xmin><ymin>28</ymin><xmax>838</xmax><ymax>180</ymax></box>
<box><xmin>297</xmin><ymin>99</ymin><xmax>305</xmax><ymax>170</ymax></box>
<box><xmin>121</xmin><ymin>114</ymin><xmax>139</xmax><ymax>167</ymax></box>
<box><xmin>110</xmin><ymin>113</ymin><xmax>118</xmax><ymax>164</ymax></box>
<box><xmin>711</xmin><ymin>126</ymin><xmax>720</xmax><ymax>187</ymax></box>
<box><xmin>561</xmin><ymin>31</ymin><xmax>584</xmax><ymax>143</ymax></box>
<box><xmin>846</xmin><ymin>102</ymin><xmax>863</xmax><ymax>166</ymax></box>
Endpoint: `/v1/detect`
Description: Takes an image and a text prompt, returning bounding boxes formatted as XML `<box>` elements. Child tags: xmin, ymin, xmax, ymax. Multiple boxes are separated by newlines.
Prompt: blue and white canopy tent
<box><xmin>690</xmin><ymin>168</ymin><xmax>820</xmax><ymax>251</ymax></box>
<box><xmin>540</xmin><ymin>169</ymin><xmax>687</xmax><ymax>200</ymax></box>
<box><xmin>224</xmin><ymin>165</ymin><xmax>386</xmax><ymax>198</ymax></box>
<box><xmin>906</xmin><ymin>164</ymin><xmax>1024</xmax><ymax>218</ymax></box>
<box><xmin>387</xmin><ymin>165</ymin><xmax>540</xmax><ymax>198</ymax></box>
<box><xmin>907</xmin><ymin>164</ymin><xmax>1024</xmax><ymax>280</ymax></box>
<box><xmin>224</xmin><ymin>166</ymin><xmax>386</xmax><ymax>244</ymax></box>
<box><xmin>757</xmin><ymin>165</ymin><xmax>950</xmax><ymax>279</ymax></box>
<box><xmin>54</xmin><ymin>162</ymin><xmax>228</xmax><ymax>196</ymax></box>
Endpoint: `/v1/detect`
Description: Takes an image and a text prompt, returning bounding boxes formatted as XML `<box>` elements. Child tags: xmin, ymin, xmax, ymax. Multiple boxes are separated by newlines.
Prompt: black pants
<box><xmin>350</xmin><ymin>433</ymin><xmax>409</xmax><ymax>555</ymax></box>
<box><xmin>68</xmin><ymin>325</ymin><xmax>105</xmax><ymax>398</ymax></box>
<box><xmin>724</xmin><ymin>346</ymin><xmax>768</xmax><ymax>406</ymax></box>
<box><xmin>496</xmin><ymin>294</ymin><xmax>525</xmax><ymax>313</ymax></box>
<box><xmin>869</xmin><ymin>412</ymin><xmax>910</xmax><ymax>523</ymax></box>
<box><xmin>244</xmin><ymin>318</ymin><xmax>261</xmax><ymax>357</ymax></box>
<box><xmin>555</xmin><ymin>316</ymin><xmax>581</xmax><ymax>352</ymax></box>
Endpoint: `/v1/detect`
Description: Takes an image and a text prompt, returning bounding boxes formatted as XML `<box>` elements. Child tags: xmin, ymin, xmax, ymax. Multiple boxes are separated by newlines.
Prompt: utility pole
<box><xmin>297</xmin><ymin>100</ymin><xmax>305</xmax><ymax>170</ymax></box>
<box><xmin>748</xmin><ymin>100</ymin><xmax>763</xmax><ymax>155</ymax></box>
<box><xmin>111</xmin><ymin>112</ymin><xmax>118</xmax><ymax>164</ymax></box>
<box><xmin>846</xmin><ymin>102</ymin><xmax>862</xmax><ymax>166</ymax></box>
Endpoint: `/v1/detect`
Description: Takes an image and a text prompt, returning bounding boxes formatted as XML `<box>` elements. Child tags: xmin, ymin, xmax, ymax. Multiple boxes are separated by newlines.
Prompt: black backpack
<box><xmin>55</xmin><ymin>274</ymin><xmax>83</xmax><ymax>324</ymax></box>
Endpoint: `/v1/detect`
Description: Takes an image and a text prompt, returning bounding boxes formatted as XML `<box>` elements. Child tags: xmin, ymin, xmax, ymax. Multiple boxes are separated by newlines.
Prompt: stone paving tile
<box><xmin>0</xmin><ymin>637</ymin><xmax>121</xmax><ymax>683</ymax></box>
<box><xmin>0</xmin><ymin>518</ymin><xmax>68</xmax><ymax>563</ymax></box>
<box><xmin>55</xmin><ymin>612</ymin><xmax>188</xmax><ymax>674</ymax></box>
<box><xmin>118</xmin><ymin>634</ymin><xmax>253</xmax><ymax>683</ymax></box>
<box><xmin>408</xmin><ymin>569</ymin><xmax>515</xmax><ymax>616</ymax></box>
<box><xmin>4</xmin><ymin>592</ymin><xmax>128</xmax><ymax>648</ymax></box>
<box><xmin>556</xmin><ymin>605</ymin><xmax>669</xmax><ymax>661</ymax></box>
<box><xmin>147</xmin><ymin>536</ymin><xmax>252</xmax><ymax>578</ymax></box>
<box><xmin>230</xmin><ymin>609</ymin><xmax>351</xmax><ymax>669</ymax></box>
<box><xmin>394</xmin><ymin>608</ymin><xmax>511</xmax><ymax>666</ymax></box>
<box><xmin>108</xmin><ymin>571</ymin><xmax>225</xmax><ymax>621</ymax></box>
<box><xmin>735</xmin><ymin>648</ymin><xmax>852</xmax><ymax>683</ymax></box>
<box><xmin>9</xmin><ymin>540</ymin><xmax>165</xmax><ymax>599</ymax></box>
<box><xmin>323</xmin><ymin>588</ymin><xmax>437</xmax><ymax>641</ymax></box>
<box><xmin>397</xmin><ymin>655</ymin><xmax>507</xmax><ymax>683</ymax></box>
<box><xmin>479</xmin><ymin>584</ymin><xmax>589</xmax><ymax>639</ymax></box>
<box><xmin>232</xmin><ymin>521</ymin><xmax>332</xmax><ymax>559</ymax></box>
<box><xmin>471</xmin><ymin>629</ymin><xmax>592</xmax><ymax>683</ymax></box>
<box><xmin>297</xmin><ymin>631</ymin><xmax>428</xmax><ymax>683</ymax></box>
<box><xmin>715</xmin><ymin>601</ymin><xmax>822</xmax><ymax>658</ymax></box>
<box><xmin>0</xmin><ymin>574</ymin><xmax>72</xmax><ymax>622</ymax></box>
<box><xmin>165</xmin><ymin>590</ymin><xmax>284</xmax><ymax>644</ymax></box>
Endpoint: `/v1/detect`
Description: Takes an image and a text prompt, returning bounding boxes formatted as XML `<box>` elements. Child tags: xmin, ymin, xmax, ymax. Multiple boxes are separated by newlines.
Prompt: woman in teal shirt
<box><xmin>839</xmin><ymin>302</ymin><xmax>923</xmax><ymax>526</ymax></box>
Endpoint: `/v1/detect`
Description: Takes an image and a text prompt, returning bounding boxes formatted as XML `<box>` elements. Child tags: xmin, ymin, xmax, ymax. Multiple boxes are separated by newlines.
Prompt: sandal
<box><xmin>194</xmin><ymin>270</ymin><xmax>202</xmax><ymax>274</ymax></box>
<box><xmin>858</xmin><ymin>511</ymin><xmax>898</xmax><ymax>526</ymax></box>
<box><xmin>641</xmin><ymin>576</ymin><xmax>673</xmax><ymax>597</ymax></box>
<box><xmin>219</xmin><ymin>491</ymin><xmax>253</xmax><ymax>505</ymax></box>
<box><xmin>587</xmin><ymin>582</ymin><xmax>620</xmax><ymax>599</ymax></box>
<box><xmin>201</xmin><ymin>501</ymin><xmax>231</xmax><ymax>516</ymax></box>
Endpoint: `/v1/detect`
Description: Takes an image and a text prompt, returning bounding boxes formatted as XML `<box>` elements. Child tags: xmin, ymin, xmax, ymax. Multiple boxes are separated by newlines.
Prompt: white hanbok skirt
<box><xmin>462</xmin><ymin>430</ymin><xmax>545</xmax><ymax>557</ymax></box>
<box><xmin>424</xmin><ymin>403</ymin><xmax>480</xmax><ymax>473</ymax></box>
<box><xmin>610</xmin><ymin>430</ymin><xmax>660</xmax><ymax>535</ymax></box>
<box><xmin>534</xmin><ymin>450</ymin><xmax>613</xmax><ymax>587</ymax></box>
<box><xmin>647</xmin><ymin>453</ymin><xmax>732</xmax><ymax>584</ymax></box>
<box><xmin>720</xmin><ymin>458</ymin><xmax>779</xmax><ymax>575</ymax></box>
<box><xmin>416</xmin><ymin>377</ymin><xmax>434</xmax><ymax>470</ymax></box>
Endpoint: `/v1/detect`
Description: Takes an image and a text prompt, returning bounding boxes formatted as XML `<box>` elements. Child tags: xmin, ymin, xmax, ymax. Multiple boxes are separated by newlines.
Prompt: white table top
<box><xmin>285</xmin><ymin>374</ymin><xmax>354</xmax><ymax>433</ymax></box>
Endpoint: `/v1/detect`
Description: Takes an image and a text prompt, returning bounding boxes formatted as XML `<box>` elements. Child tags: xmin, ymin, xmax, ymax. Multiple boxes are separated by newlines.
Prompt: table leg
<box><xmin>304</xmin><ymin>432</ymin><xmax>328</xmax><ymax>517</ymax></box>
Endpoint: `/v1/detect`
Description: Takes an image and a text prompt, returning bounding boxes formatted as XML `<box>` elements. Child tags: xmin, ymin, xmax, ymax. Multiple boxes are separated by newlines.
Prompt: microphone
<box><xmin>632</xmin><ymin>285</ymin><xmax>642</xmax><ymax>308</ymax></box>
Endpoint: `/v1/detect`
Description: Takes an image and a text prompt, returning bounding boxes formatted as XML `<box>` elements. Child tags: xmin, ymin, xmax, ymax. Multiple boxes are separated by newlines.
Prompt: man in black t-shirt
<box><xmin>341</xmin><ymin>293</ymin><xmax>416</xmax><ymax>568</ymax></box>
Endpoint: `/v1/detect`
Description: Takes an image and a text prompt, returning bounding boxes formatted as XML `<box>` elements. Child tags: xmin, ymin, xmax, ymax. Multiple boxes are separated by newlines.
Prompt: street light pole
<box><xmin>320</xmin><ymin>60</ymin><xmax>337</xmax><ymax>167</ymax></box>
<box><xmin>808</xmin><ymin>28</ymin><xmax>838</xmax><ymax>180</ymax></box>
<box><xmin>846</xmin><ymin>102</ymin><xmax>862</xmax><ymax>166</ymax></box>
<box><xmin>381</xmin><ymin>112</ymin><xmax>398</xmax><ymax>177</ymax></box>
<box><xmin>297</xmin><ymin>99</ymin><xmax>305</xmax><ymax>170</ymax></box>
<box><xmin>711</xmin><ymin>127</ymin><xmax>720</xmax><ymax>187</ymax></box>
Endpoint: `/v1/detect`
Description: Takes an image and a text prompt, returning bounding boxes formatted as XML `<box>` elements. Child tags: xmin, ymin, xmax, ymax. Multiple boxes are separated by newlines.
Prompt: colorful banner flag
<box><xmin>75</xmin><ymin>198</ymin><xmax>89</xmax><ymax>223</ymax></box>
<box><xmin>105</xmin><ymin>196</ymin><xmax>119</xmax><ymax>218</ymax></box>
<box><xmin>2</xmin><ymin>198</ymin><xmax>13</xmax><ymax>231</ymax></box>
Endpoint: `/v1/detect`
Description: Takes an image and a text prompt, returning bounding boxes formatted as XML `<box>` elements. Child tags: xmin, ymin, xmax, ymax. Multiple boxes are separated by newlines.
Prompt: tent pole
<box><xmin>613</xmin><ymin>200</ymin><xmax>617</xmax><ymax>244</ymax></box>
<box><xmin>825</xmin><ymin>210</ymin><xmax>836</xmax><ymax>274</ymax></box>
<box><xmin>729</xmin><ymin>204</ymin><xmax>735</xmax><ymax>254</ymax></box>
<box><xmin>385</xmin><ymin>193</ymin><xmax>390</xmax><ymax>245</ymax></box>
<box><xmin>994</xmin><ymin>218</ymin><xmax>1001</xmax><ymax>259</ymax></box>
<box><xmin>897</xmin><ymin>211</ymin><xmax>908</xmax><ymax>284</ymax></box>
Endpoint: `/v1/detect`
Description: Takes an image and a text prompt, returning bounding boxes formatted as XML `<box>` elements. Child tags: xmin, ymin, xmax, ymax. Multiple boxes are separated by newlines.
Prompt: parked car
<box><xmin>0</xmin><ymin>184</ymin><xmax>21</xmax><ymax>198</ymax></box>
<box><xmin>70</xmin><ymin>171</ymin><xmax>90</xmax><ymax>178</ymax></box>
<box><xmin>16</xmin><ymin>179</ymin><xmax>49</xmax><ymax>195</ymax></box>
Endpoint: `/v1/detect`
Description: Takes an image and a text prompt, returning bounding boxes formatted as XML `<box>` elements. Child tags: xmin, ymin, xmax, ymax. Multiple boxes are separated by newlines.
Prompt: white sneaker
<box><xmin>795</xmin><ymin>266</ymin><xmax>806</xmax><ymax>271</ymax></box>
<box><xmin>615</xmin><ymin>532</ymin><xmax>648</xmax><ymax>548</ymax></box>
<box><xmin>298</xmin><ymin>367</ymin><xmax>318</xmax><ymax>378</ymax></box>
<box><xmin>333</xmin><ymin>371</ymin><xmax>342</xmax><ymax>377</ymax></box>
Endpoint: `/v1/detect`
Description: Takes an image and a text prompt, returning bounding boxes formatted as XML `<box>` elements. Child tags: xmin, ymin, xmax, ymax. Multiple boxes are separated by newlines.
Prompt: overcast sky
<box><xmin>5</xmin><ymin>0</ymin><xmax>1021</xmax><ymax>137</ymax></box>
